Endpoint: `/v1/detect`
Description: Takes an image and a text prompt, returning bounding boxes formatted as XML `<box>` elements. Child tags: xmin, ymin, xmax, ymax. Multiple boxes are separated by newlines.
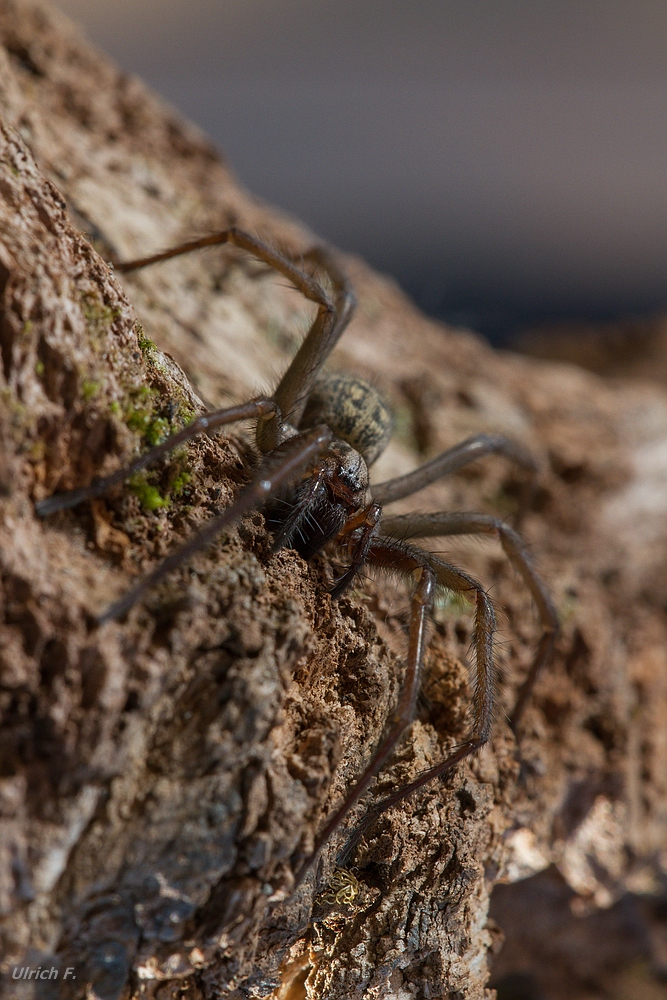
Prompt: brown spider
<box><xmin>36</xmin><ymin>228</ymin><xmax>558</xmax><ymax>889</ymax></box>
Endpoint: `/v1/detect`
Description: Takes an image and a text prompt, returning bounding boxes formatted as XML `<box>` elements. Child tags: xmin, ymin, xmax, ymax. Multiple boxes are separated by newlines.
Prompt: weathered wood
<box><xmin>1</xmin><ymin>3</ymin><xmax>666</xmax><ymax>998</ymax></box>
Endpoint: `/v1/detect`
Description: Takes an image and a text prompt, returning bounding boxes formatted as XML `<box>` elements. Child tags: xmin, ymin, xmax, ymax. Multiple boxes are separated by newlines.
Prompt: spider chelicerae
<box><xmin>36</xmin><ymin>228</ymin><xmax>558</xmax><ymax>888</ymax></box>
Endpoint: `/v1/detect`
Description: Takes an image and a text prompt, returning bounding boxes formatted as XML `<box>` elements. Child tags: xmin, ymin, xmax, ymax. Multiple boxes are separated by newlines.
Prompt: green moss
<box><xmin>134</xmin><ymin>385</ymin><xmax>157</xmax><ymax>401</ymax></box>
<box><xmin>145</xmin><ymin>416</ymin><xmax>170</xmax><ymax>446</ymax></box>
<box><xmin>110</xmin><ymin>400</ymin><xmax>121</xmax><ymax>415</ymax></box>
<box><xmin>125</xmin><ymin>403</ymin><xmax>169</xmax><ymax>446</ymax></box>
<box><xmin>128</xmin><ymin>474</ymin><xmax>170</xmax><ymax>511</ymax></box>
<box><xmin>135</xmin><ymin>323</ymin><xmax>156</xmax><ymax>354</ymax></box>
<box><xmin>81</xmin><ymin>291</ymin><xmax>121</xmax><ymax>331</ymax></box>
<box><xmin>124</xmin><ymin>387</ymin><xmax>161</xmax><ymax>440</ymax></box>
<box><xmin>125</xmin><ymin>407</ymin><xmax>152</xmax><ymax>435</ymax></box>
<box><xmin>81</xmin><ymin>379</ymin><xmax>100</xmax><ymax>401</ymax></box>
<box><xmin>34</xmin><ymin>360</ymin><xmax>44</xmax><ymax>376</ymax></box>
<box><xmin>177</xmin><ymin>400</ymin><xmax>196</xmax><ymax>425</ymax></box>
<box><xmin>170</xmin><ymin>470</ymin><xmax>191</xmax><ymax>495</ymax></box>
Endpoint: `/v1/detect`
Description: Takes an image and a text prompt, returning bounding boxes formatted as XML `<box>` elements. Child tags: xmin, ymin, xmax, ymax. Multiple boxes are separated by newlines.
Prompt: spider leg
<box><xmin>293</xmin><ymin>535</ymin><xmax>497</xmax><ymax>888</ymax></box>
<box><xmin>35</xmin><ymin>399</ymin><xmax>278</xmax><ymax>516</ymax></box>
<box><xmin>97</xmin><ymin>425</ymin><xmax>332</xmax><ymax>624</ymax></box>
<box><xmin>293</xmin><ymin>535</ymin><xmax>437</xmax><ymax>889</ymax></box>
<box><xmin>116</xmin><ymin>228</ymin><xmax>355</xmax><ymax>449</ymax></box>
<box><xmin>269</xmin><ymin>464</ymin><xmax>327</xmax><ymax>551</ymax></box>
<box><xmin>275</xmin><ymin>244</ymin><xmax>355</xmax><ymax>430</ymax></box>
<box><xmin>371</xmin><ymin>433</ymin><xmax>537</xmax><ymax>506</ymax></box>
<box><xmin>330</xmin><ymin>502</ymin><xmax>382</xmax><ymax>599</ymax></box>
<box><xmin>380</xmin><ymin>511</ymin><xmax>559</xmax><ymax>729</ymax></box>
<box><xmin>335</xmin><ymin>538</ymin><xmax>498</xmax><ymax>869</ymax></box>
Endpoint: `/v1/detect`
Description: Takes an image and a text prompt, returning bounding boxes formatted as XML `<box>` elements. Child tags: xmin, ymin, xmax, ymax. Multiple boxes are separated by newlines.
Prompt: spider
<box><xmin>36</xmin><ymin>228</ymin><xmax>558</xmax><ymax>890</ymax></box>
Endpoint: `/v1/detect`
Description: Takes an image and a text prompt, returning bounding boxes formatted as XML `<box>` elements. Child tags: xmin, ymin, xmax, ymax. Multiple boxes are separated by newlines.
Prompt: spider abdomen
<box><xmin>299</xmin><ymin>373</ymin><xmax>393</xmax><ymax>467</ymax></box>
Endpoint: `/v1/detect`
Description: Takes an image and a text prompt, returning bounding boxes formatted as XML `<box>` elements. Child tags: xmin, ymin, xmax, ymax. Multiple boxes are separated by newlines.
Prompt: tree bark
<box><xmin>1</xmin><ymin>3</ymin><xmax>666</xmax><ymax>998</ymax></box>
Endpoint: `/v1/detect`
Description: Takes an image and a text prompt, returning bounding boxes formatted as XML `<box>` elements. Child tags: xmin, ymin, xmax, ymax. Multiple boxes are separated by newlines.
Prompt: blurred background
<box><xmin>52</xmin><ymin>0</ymin><xmax>667</xmax><ymax>346</ymax></box>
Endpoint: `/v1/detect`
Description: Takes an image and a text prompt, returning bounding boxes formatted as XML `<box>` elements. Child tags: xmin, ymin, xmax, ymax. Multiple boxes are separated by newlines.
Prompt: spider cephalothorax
<box><xmin>266</xmin><ymin>373</ymin><xmax>389</xmax><ymax>568</ymax></box>
<box><xmin>36</xmin><ymin>228</ymin><xmax>558</xmax><ymax>888</ymax></box>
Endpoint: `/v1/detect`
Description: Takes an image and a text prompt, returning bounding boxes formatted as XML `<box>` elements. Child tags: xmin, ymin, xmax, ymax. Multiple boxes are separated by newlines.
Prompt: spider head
<box><xmin>265</xmin><ymin>437</ymin><xmax>369</xmax><ymax>559</ymax></box>
<box><xmin>324</xmin><ymin>438</ymin><xmax>370</xmax><ymax>511</ymax></box>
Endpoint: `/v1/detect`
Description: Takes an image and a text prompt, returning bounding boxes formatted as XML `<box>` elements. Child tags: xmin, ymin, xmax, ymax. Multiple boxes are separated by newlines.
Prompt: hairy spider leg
<box><xmin>293</xmin><ymin>536</ymin><xmax>497</xmax><ymax>889</ymax></box>
<box><xmin>337</xmin><ymin>539</ymin><xmax>498</xmax><ymax>869</ymax></box>
<box><xmin>117</xmin><ymin>228</ymin><xmax>355</xmax><ymax>449</ymax></box>
<box><xmin>380</xmin><ymin>511</ymin><xmax>559</xmax><ymax>729</ymax></box>
<box><xmin>98</xmin><ymin>425</ymin><xmax>333</xmax><ymax>624</ymax></box>
<box><xmin>277</xmin><ymin>244</ymin><xmax>355</xmax><ymax>430</ymax></box>
<box><xmin>371</xmin><ymin>433</ymin><xmax>537</xmax><ymax>508</ymax></box>
<box><xmin>293</xmin><ymin>537</ymin><xmax>436</xmax><ymax>889</ymax></box>
<box><xmin>35</xmin><ymin>399</ymin><xmax>278</xmax><ymax>516</ymax></box>
<box><xmin>269</xmin><ymin>463</ymin><xmax>328</xmax><ymax>551</ymax></box>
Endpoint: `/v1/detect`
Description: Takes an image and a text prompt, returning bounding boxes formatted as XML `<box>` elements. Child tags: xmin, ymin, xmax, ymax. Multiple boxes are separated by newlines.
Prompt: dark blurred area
<box><xmin>489</xmin><ymin>866</ymin><xmax>667</xmax><ymax>1000</ymax></box>
<box><xmin>52</xmin><ymin>0</ymin><xmax>667</xmax><ymax>345</ymax></box>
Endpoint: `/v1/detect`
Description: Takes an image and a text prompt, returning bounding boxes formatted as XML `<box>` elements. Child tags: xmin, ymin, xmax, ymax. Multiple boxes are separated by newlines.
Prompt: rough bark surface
<box><xmin>0</xmin><ymin>3</ymin><xmax>666</xmax><ymax>999</ymax></box>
